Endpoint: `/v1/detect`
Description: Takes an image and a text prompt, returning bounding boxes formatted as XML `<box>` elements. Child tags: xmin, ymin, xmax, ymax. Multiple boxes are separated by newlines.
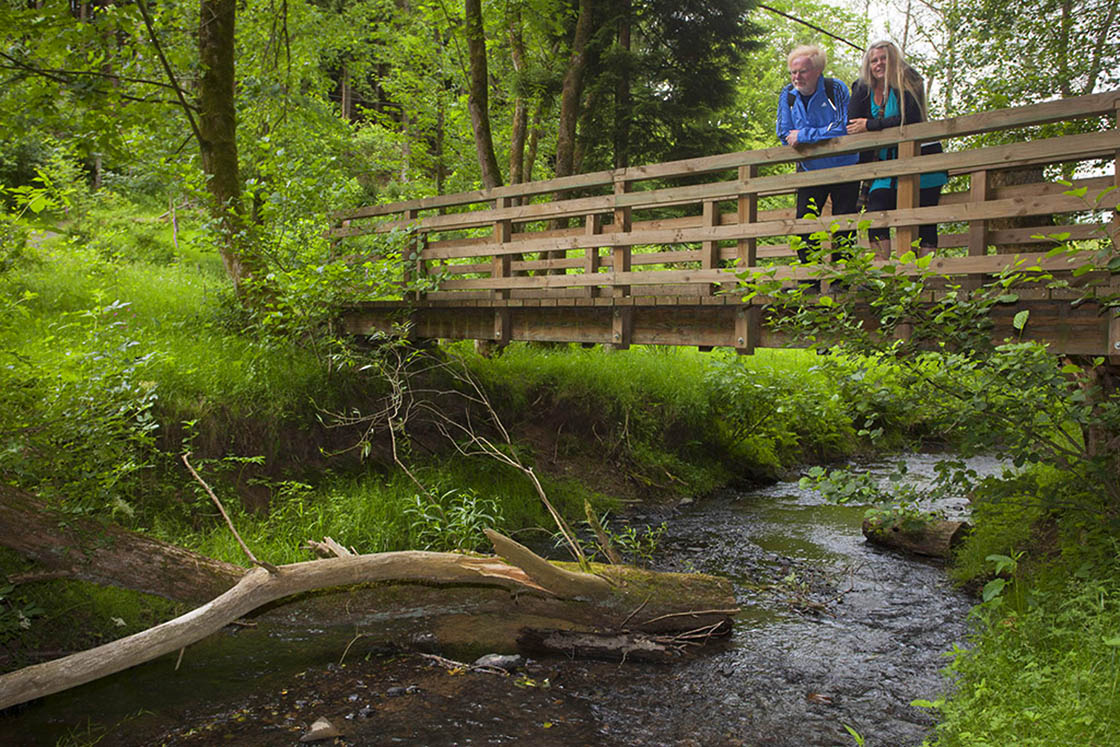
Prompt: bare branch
<box><xmin>181</xmin><ymin>452</ymin><xmax>276</xmax><ymax>573</ymax></box>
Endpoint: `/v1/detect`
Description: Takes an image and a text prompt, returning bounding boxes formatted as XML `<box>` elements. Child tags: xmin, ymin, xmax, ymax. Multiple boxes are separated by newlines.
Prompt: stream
<box><xmin>3</xmin><ymin>454</ymin><xmax>998</xmax><ymax>746</ymax></box>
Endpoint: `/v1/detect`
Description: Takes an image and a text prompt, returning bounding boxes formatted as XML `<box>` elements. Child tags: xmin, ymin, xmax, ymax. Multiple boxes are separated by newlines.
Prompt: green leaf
<box><xmin>982</xmin><ymin>577</ymin><xmax>1007</xmax><ymax>602</ymax></box>
<box><xmin>1012</xmin><ymin>310</ymin><xmax>1029</xmax><ymax>330</ymax></box>
<box><xmin>818</xmin><ymin>295</ymin><xmax>834</xmax><ymax>306</ymax></box>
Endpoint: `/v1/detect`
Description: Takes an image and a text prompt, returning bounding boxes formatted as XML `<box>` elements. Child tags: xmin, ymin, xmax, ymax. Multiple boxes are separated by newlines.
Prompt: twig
<box><xmin>339</xmin><ymin>632</ymin><xmax>364</xmax><ymax>665</ymax></box>
<box><xmin>181</xmin><ymin>452</ymin><xmax>276</xmax><ymax>573</ymax></box>
<box><xmin>417</xmin><ymin>652</ymin><xmax>511</xmax><ymax>676</ymax></box>
<box><xmin>639</xmin><ymin>608</ymin><xmax>741</xmax><ymax>627</ymax></box>
<box><xmin>618</xmin><ymin>595</ymin><xmax>651</xmax><ymax>629</ymax></box>
<box><xmin>134</xmin><ymin>0</ymin><xmax>204</xmax><ymax>145</ymax></box>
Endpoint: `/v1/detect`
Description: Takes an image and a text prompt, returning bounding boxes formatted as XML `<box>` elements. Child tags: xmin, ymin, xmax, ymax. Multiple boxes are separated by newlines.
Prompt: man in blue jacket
<box><xmin>776</xmin><ymin>44</ymin><xmax>859</xmax><ymax>264</ymax></box>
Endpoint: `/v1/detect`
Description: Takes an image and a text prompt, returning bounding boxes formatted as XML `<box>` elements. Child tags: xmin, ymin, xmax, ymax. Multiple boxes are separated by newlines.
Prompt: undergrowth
<box><xmin>917</xmin><ymin>467</ymin><xmax>1120</xmax><ymax>746</ymax></box>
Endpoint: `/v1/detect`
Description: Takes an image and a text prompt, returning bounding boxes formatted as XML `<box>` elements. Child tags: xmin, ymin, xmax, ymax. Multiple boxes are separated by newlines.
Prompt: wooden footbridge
<box><xmin>333</xmin><ymin>91</ymin><xmax>1120</xmax><ymax>361</ymax></box>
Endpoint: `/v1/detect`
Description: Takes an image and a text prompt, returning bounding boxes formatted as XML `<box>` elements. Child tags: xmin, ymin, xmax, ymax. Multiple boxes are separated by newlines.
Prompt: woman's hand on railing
<box><xmin>847</xmin><ymin>118</ymin><xmax>868</xmax><ymax>135</ymax></box>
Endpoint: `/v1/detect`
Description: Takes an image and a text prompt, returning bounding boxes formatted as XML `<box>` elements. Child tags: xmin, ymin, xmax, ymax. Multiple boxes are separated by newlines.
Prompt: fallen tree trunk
<box><xmin>0</xmin><ymin>530</ymin><xmax>736</xmax><ymax>711</ymax></box>
<box><xmin>862</xmin><ymin>515</ymin><xmax>971</xmax><ymax>559</ymax></box>
<box><xmin>0</xmin><ymin>485</ymin><xmax>242</xmax><ymax>604</ymax></box>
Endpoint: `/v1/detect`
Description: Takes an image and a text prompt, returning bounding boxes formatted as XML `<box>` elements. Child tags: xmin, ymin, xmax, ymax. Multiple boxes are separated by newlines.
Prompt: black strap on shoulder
<box><xmin>786</xmin><ymin>78</ymin><xmax>838</xmax><ymax>109</ymax></box>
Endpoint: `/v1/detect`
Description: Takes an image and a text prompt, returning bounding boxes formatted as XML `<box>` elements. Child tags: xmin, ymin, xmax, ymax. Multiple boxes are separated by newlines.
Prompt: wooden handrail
<box><xmin>331</xmin><ymin>90</ymin><xmax>1120</xmax><ymax>223</ymax></box>
<box><xmin>330</xmin><ymin>90</ymin><xmax>1119</xmax><ymax>314</ymax></box>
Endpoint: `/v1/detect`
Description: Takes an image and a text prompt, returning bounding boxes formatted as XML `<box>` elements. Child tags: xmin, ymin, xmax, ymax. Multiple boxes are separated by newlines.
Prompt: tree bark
<box><xmin>506</xmin><ymin>6</ymin><xmax>528</xmax><ymax>188</ymax></box>
<box><xmin>613</xmin><ymin>2</ymin><xmax>632</xmax><ymax>170</ymax></box>
<box><xmin>862</xmin><ymin>516</ymin><xmax>971</xmax><ymax>559</ymax></box>
<box><xmin>554</xmin><ymin>0</ymin><xmax>593</xmax><ymax>180</ymax></box>
<box><xmin>198</xmin><ymin>0</ymin><xmax>253</xmax><ymax>290</ymax></box>
<box><xmin>465</xmin><ymin>0</ymin><xmax>503</xmax><ymax>189</ymax></box>
<box><xmin>0</xmin><ymin>485</ymin><xmax>242</xmax><ymax>604</ymax></box>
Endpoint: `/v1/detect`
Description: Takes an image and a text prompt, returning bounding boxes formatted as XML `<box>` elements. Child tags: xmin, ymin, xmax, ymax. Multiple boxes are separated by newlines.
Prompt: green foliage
<box><xmin>923</xmin><ymin>534</ymin><xmax>1120</xmax><ymax>746</ymax></box>
<box><xmin>404</xmin><ymin>488</ymin><xmax>505</xmax><ymax>553</ymax></box>
<box><xmin>604</xmin><ymin>519</ymin><xmax>667</xmax><ymax>567</ymax></box>
<box><xmin>0</xmin><ymin>583</ymin><xmax>45</xmax><ymax>643</ymax></box>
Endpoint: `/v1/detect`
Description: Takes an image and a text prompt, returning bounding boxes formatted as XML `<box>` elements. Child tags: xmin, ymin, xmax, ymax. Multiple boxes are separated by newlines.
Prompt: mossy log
<box><xmin>862</xmin><ymin>515</ymin><xmax>971</xmax><ymax>559</ymax></box>
<box><xmin>0</xmin><ymin>526</ymin><xmax>736</xmax><ymax>711</ymax></box>
<box><xmin>0</xmin><ymin>485</ymin><xmax>242</xmax><ymax>604</ymax></box>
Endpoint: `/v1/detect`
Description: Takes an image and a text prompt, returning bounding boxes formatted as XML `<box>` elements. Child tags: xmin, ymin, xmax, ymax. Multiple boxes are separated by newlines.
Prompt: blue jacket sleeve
<box><xmin>795</xmin><ymin>80</ymin><xmax>851</xmax><ymax>144</ymax></box>
<box><xmin>776</xmin><ymin>87</ymin><xmax>793</xmax><ymax>145</ymax></box>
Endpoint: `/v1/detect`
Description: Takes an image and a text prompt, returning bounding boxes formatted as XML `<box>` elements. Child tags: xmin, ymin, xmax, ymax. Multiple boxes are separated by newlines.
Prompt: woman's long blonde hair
<box><xmin>858</xmin><ymin>40</ymin><xmax>927</xmax><ymax>123</ymax></box>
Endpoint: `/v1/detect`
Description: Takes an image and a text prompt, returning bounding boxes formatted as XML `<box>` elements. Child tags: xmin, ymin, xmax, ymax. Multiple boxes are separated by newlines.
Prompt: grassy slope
<box><xmin>6</xmin><ymin>205</ymin><xmax>1120</xmax><ymax>746</ymax></box>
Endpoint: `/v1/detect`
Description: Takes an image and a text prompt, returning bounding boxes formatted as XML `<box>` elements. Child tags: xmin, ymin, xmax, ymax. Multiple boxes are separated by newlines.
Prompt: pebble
<box><xmin>300</xmin><ymin>716</ymin><xmax>341</xmax><ymax>742</ymax></box>
<box><xmin>471</xmin><ymin>653</ymin><xmax>524</xmax><ymax>671</ymax></box>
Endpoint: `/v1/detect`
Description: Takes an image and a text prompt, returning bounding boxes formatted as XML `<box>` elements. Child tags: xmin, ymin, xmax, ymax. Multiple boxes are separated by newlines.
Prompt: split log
<box><xmin>0</xmin><ymin>530</ymin><xmax>736</xmax><ymax>711</ymax></box>
<box><xmin>862</xmin><ymin>515</ymin><xmax>971</xmax><ymax>559</ymax></box>
<box><xmin>0</xmin><ymin>485</ymin><xmax>242</xmax><ymax>604</ymax></box>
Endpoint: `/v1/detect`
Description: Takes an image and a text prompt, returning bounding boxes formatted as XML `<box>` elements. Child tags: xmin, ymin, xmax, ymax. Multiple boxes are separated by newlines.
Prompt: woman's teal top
<box><xmin>869</xmin><ymin>89</ymin><xmax>949</xmax><ymax>192</ymax></box>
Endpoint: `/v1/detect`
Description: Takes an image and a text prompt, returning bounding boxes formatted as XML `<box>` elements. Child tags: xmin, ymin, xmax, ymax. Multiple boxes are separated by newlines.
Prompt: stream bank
<box><xmin>3</xmin><ymin>454</ymin><xmax>990</xmax><ymax>746</ymax></box>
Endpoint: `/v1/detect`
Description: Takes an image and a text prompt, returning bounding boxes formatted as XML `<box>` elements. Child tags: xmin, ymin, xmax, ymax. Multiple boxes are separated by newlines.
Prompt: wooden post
<box><xmin>701</xmin><ymin>199</ymin><xmax>719</xmax><ymax>296</ymax></box>
<box><xmin>1109</xmin><ymin>312</ymin><xmax>1120</xmax><ymax>366</ymax></box>
<box><xmin>1110</xmin><ymin>103</ymin><xmax>1120</xmax><ymax>254</ymax></box>
<box><xmin>493</xmin><ymin>308</ymin><xmax>512</xmax><ymax>348</ymax></box>
<box><xmin>610</xmin><ymin>306</ymin><xmax>632</xmax><ymax>350</ymax></box>
<box><xmin>734</xmin><ymin>305</ymin><xmax>759</xmax><ymax>355</ymax></box>
<box><xmin>401</xmin><ymin>211</ymin><xmax>416</xmax><ymax>297</ymax></box>
<box><xmin>965</xmin><ymin>169</ymin><xmax>990</xmax><ymax>292</ymax></box>
<box><xmin>736</xmin><ymin>165</ymin><xmax>758</xmax><ymax>269</ymax></box>
<box><xmin>584</xmin><ymin>213</ymin><xmax>602</xmax><ymax>298</ymax></box>
<box><xmin>492</xmin><ymin>197</ymin><xmax>512</xmax><ymax>301</ymax></box>
<box><xmin>612</xmin><ymin>179</ymin><xmax>632</xmax><ymax>298</ymax></box>
<box><xmin>893</xmin><ymin>139</ymin><xmax>919</xmax><ymax>257</ymax></box>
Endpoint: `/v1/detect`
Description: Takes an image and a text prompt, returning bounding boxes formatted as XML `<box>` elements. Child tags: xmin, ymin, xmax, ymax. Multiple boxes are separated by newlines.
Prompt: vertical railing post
<box><xmin>1108</xmin><ymin>104</ymin><xmax>1120</xmax><ymax>367</ymax></box>
<box><xmin>965</xmin><ymin>169</ymin><xmax>991</xmax><ymax>292</ymax></box>
<box><xmin>736</xmin><ymin>164</ymin><xmax>758</xmax><ymax>269</ymax></box>
<box><xmin>612</xmin><ymin>179</ymin><xmax>632</xmax><ymax>298</ymax></box>
<box><xmin>491</xmin><ymin>196</ymin><xmax>512</xmax><ymax>301</ymax></box>
<box><xmin>701</xmin><ymin>199</ymin><xmax>719</xmax><ymax>295</ymax></box>
<box><xmin>893</xmin><ymin>139</ymin><xmax>919</xmax><ymax>257</ymax></box>
<box><xmin>402</xmin><ymin>209</ymin><xmax>419</xmax><ymax>301</ymax></box>
<box><xmin>584</xmin><ymin>212</ymin><xmax>602</xmax><ymax>298</ymax></box>
<box><xmin>1110</xmin><ymin>102</ymin><xmax>1120</xmax><ymax>256</ymax></box>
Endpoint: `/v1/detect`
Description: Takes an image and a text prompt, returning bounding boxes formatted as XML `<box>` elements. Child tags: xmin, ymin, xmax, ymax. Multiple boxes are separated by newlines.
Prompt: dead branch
<box><xmin>0</xmin><ymin>529</ymin><xmax>603</xmax><ymax>710</ymax></box>
<box><xmin>181</xmin><ymin>452</ymin><xmax>276</xmax><ymax>573</ymax></box>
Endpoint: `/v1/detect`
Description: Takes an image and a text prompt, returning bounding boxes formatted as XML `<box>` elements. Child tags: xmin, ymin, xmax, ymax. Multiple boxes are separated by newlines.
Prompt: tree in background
<box><xmin>733</xmin><ymin>0</ymin><xmax>867</xmax><ymax>150</ymax></box>
<box><xmin>877</xmin><ymin>0</ymin><xmax>1119</xmax><ymax>115</ymax></box>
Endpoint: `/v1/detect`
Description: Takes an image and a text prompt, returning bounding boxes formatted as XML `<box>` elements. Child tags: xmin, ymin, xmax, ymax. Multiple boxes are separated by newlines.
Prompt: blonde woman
<box><xmin>847</xmin><ymin>40</ymin><xmax>946</xmax><ymax>257</ymax></box>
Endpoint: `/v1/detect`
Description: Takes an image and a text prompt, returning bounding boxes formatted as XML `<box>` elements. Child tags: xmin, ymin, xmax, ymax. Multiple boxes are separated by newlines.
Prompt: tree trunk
<box><xmin>0</xmin><ymin>485</ymin><xmax>242</xmax><ymax>604</ymax></box>
<box><xmin>989</xmin><ymin>167</ymin><xmax>1054</xmax><ymax>252</ymax></box>
<box><xmin>465</xmin><ymin>0</ymin><xmax>503</xmax><ymax>189</ymax></box>
<box><xmin>862</xmin><ymin>515</ymin><xmax>971</xmax><ymax>559</ymax></box>
<box><xmin>198</xmin><ymin>0</ymin><xmax>252</xmax><ymax>290</ymax></box>
<box><xmin>613</xmin><ymin>2</ymin><xmax>631</xmax><ymax>170</ymax></box>
<box><xmin>507</xmin><ymin>6</ymin><xmax>528</xmax><ymax>189</ymax></box>
<box><xmin>554</xmin><ymin>0</ymin><xmax>593</xmax><ymax>180</ymax></box>
<box><xmin>0</xmin><ymin>528</ymin><xmax>736</xmax><ymax>710</ymax></box>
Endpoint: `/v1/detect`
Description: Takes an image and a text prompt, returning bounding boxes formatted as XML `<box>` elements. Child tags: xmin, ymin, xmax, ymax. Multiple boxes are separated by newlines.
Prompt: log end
<box><xmin>862</xmin><ymin>514</ymin><xmax>972</xmax><ymax>559</ymax></box>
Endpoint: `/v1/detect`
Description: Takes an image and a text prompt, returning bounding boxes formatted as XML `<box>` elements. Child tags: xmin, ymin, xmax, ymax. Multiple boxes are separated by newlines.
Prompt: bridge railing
<box><xmin>329</xmin><ymin>90</ymin><xmax>1120</xmax><ymax>304</ymax></box>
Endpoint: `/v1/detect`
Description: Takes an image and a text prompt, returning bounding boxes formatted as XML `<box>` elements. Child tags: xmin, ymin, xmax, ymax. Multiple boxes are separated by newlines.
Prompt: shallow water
<box><xmin>2</xmin><ymin>454</ymin><xmax>1000</xmax><ymax>746</ymax></box>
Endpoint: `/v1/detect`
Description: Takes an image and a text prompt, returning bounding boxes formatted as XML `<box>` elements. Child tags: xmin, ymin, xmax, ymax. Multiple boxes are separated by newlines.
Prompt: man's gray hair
<box><xmin>787</xmin><ymin>45</ymin><xmax>826</xmax><ymax>71</ymax></box>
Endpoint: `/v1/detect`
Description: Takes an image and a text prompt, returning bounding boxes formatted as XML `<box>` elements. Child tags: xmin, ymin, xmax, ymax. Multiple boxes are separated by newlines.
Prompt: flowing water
<box><xmin>2</xmin><ymin>454</ymin><xmax>1000</xmax><ymax>746</ymax></box>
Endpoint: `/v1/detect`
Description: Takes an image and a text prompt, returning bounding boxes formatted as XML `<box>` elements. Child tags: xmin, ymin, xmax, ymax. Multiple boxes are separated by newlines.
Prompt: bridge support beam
<box><xmin>609</xmin><ymin>307</ymin><xmax>632</xmax><ymax>351</ymax></box>
<box><xmin>735</xmin><ymin>306</ymin><xmax>759</xmax><ymax>355</ymax></box>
